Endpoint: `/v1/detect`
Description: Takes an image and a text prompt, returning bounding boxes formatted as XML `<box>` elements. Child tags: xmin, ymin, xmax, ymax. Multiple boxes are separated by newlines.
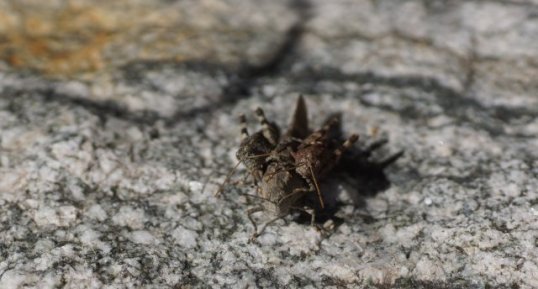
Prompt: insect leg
<box><xmin>291</xmin><ymin>206</ymin><xmax>317</xmax><ymax>227</ymax></box>
<box><xmin>280</xmin><ymin>186</ymin><xmax>311</xmax><ymax>205</ymax></box>
<box><xmin>214</xmin><ymin>160</ymin><xmax>241</xmax><ymax>197</ymax></box>
<box><xmin>255</xmin><ymin>107</ymin><xmax>279</xmax><ymax>145</ymax></box>
<box><xmin>303</xmin><ymin>117</ymin><xmax>339</xmax><ymax>144</ymax></box>
<box><xmin>247</xmin><ymin>206</ymin><xmax>264</xmax><ymax>239</ymax></box>
<box><xmin>239</xmin><ymin>114</ymin><xmax>249</xmax><ymax>141</ymax></box>
<box><xmin>250</xmin><ymin>214</ymin><xmax>286</xmax><ymax>241</ymax></box>
<box><xmin>304</xmin><ymin>206</ymin><xmax>316</xmax><ymax>227</ymax></box>
<box><xmin>334</xmin><ymin>134</ymin><xmax>359</xmax><ymax>160</ymax></box>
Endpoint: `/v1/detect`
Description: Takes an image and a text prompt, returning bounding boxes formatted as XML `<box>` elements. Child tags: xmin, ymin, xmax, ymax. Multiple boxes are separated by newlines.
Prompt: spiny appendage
<box><xmin>320</xmin><ymin>116</ymin><xmax>339</xmax><ymax>134</ymax></box>
<box><xmin>334</xmin><ymin>134</ymin><xmax>359</xmax><ymax>158</ymax></box>
<box><xmin>300</xmin><ymin>116</ymin><xmax>339</xmax><ymax>148</ymax></box>
<box><xmin>287</xmin><ymin>95</ymin><xmax>309</xmax><ymax>140</ymax></box>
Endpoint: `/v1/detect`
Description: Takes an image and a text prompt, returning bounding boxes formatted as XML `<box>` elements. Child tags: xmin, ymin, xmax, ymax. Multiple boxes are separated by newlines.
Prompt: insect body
<box><xmin>292</xmin><ymin>119</ymin><xmax>359</xmax><ymax>207</ymax></box>
<box><xmin>235</xmin><ymin>109</ymin><xmax>280</xmax><ymax>183</ymax></box>
<box><xmin>219</xmin><ymin>96</ymin><xmax>360</xmax><ymax>240</ymax></box>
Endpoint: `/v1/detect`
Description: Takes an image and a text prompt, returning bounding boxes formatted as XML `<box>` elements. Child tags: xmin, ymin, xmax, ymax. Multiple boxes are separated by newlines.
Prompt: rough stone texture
<box><xmin>0</xmin><ymin>0</ymin><xmax>537</xmax><ymax>288</ymax></box>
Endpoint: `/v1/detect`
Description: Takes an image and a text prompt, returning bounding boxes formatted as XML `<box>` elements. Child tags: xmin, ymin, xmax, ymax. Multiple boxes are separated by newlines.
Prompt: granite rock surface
<box><xmin>0</xmin><ymin>0</ymin><xmax>537</xmax><ymax>288</ymax></box>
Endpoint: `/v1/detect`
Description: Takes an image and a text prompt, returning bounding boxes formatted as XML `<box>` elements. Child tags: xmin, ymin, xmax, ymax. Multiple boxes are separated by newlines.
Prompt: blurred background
<box><xmin>1</xmin><ymin>0</ymin><xmax>536</xmax><ymax>113</ymax></box>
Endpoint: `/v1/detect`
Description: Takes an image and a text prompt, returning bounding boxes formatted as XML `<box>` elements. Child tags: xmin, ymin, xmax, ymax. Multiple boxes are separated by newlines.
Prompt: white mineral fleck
<box><xmin>112</xmin><ymin>206</ymin><xmax>145</xmax><ymax>229</ymax></box>
<box><xmin>85</xmin><ymin>204</ymin><xmax>108</xmax><ymax>221</ymax></box>
<box><xmin>171</xmin><ymin>226</ymin><xmax>199</xmax><ymax>248</ymax></box>
<box><xmin>129</xmin><ymin>230</ymin><xmax>159</xmax><ymax>245</ymax></box>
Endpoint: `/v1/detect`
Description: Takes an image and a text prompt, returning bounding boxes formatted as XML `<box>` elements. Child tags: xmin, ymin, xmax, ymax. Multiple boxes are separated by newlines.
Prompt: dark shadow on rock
<box><xmin>166</xmin><ymin>0</ymin><xmax>312</xmax><ymax>126</ymax></box>
<box><xmin>337</xmin><ymin>145</ymin><xmax>404</xmax><ymax>201</ymax></box>
<box><xmin>3</xmin><ymin>87</ymin><xmax>163</xmax><ymax>127</ymax></box>
<box><xmin>296</xmin><ymin>149</ymin><xmax>403</xmax><ymax>226</ymax></box>
<box><xmin>288</xmin><ymin>66</ymin><xmax>538</xmax><ymax>138</ymax></box>
<box><xmin>5</xmin><ymin>1</ymin><xmax>313</xmax><ymax>129</ymax></box>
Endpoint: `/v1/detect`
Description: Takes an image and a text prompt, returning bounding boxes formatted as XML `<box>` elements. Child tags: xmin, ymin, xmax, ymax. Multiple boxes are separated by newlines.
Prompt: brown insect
<box><xmin>214</xmin><ymin>108</ymin><xmax>280</xmax><ymax>197</ymax></box>
<box><xmin>217</xmin><ymin>96</ymin><xmax>359</xmax><ymax>240</ymax></box>
<box><xmin>235</xmin><ymin>108</ymin><xmax>280</xmax><ymax>183</ymax></box>
<box><xmin>246</xmin><ymin>140</ymin><xmax>314</xmax><ymax>239</ymax></box>
<box><xmin>292</xmin><ymin>118</ymin><xmax>359</xmax><ymax>208</ymax></box>
<box><xmin>226</xmin><ymin>98</ymin><xmax>314</xmax><ymax>239</ymax></box>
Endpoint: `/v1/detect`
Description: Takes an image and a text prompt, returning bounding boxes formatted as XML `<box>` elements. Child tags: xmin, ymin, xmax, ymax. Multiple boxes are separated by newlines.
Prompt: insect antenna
<box><xmin>215</xmin><ymin>151</ymin><xmax>274</xmax><ymax>197</ymax></box>
<box><xmin>214</xmin><ymin>160</ymin><xmax>241</xmax><ymax>197</ymax></box>
<box><xmin>246</xmin><ymin>152</ymin><xmax>272</xmax><ymax>159</ymax></box>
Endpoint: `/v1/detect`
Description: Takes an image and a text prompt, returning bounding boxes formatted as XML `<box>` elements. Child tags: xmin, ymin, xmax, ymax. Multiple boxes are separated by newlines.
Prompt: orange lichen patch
<box><xmin>3</xmin><ymin>31</ymin><xmax>111</xmax><ymax>74</ymax></box>
<box><xmin>0</xmin><ymin>1</ymin><xmax>115</xmax><ymax>75</ymax></box>
<box><xmin>0</xmin><ymin>1</ymin><xmax>208</xmax><ymax>76</ymax></box>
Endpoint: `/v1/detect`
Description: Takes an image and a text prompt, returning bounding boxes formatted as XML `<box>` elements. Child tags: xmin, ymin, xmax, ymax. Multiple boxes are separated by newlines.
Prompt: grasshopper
<box><xmin>218</xmin><ymin>96</ymin><xmax>359</xmax><ymax>240</ymax></box>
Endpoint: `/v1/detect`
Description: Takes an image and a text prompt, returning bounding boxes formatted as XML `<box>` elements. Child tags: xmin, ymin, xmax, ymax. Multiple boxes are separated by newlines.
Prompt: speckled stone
<box><xmin>0</xmin><ymin>1</ymin><xmax>537</xmax><ymax>288</ymax></box>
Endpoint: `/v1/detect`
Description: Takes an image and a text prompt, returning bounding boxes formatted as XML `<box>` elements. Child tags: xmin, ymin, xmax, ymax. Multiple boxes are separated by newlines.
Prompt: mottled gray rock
<box><xmin>0</xmin><ymin>0</ymin><xmax>537</xmax><ymax>288</ymax></box>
